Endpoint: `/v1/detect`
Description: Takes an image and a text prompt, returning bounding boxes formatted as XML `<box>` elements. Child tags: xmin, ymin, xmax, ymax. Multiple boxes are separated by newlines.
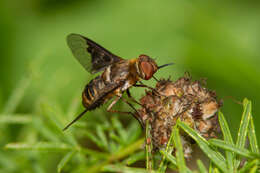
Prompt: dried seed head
<box><xmin>137</xmin><ymin>75</ymin><xmax>221</xmax><ymax>158</ymax></box>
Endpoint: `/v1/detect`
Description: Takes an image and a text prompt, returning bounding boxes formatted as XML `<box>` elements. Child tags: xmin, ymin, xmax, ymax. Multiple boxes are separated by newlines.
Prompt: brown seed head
<box><xmin>137</xmin><ymin>75</ymin><xmax>221</xmax><ymax>158</ymax></box>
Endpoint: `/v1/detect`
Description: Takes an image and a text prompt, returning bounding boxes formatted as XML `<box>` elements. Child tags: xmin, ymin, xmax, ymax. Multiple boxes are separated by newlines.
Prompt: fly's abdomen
<box><xmin>82</xmin><ymin>75</ymin><xmax>106</xmax><ymax>110</ymax></box>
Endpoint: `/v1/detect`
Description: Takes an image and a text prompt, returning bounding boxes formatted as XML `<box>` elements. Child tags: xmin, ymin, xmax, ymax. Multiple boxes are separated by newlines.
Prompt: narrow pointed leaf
<box><xmin>218</xmin><ymin>111</ymin><xmax>234</xmax><ymax>171</ymax></box>
<box><xmin>160</xmin><ymin>150</ymin><xmax>177</xmax><ymax>165</ymax></box>
<box><xmin>111</xmin><ymin>117</ymin><xmax>127</xmax><ymax>142</ymax></box>
<box><xmin>197</xmin><ymin>160</ymin><xmax>207</xmax><ymax>173</ymax></box>
<box><xmin>82</xmin><ymin>131</ymin><xmax>107</xmax><ymax>150</ymax></box>
<box><xmin>57</xmin><ymin>151</ymin><xmax>75</xmax><ymax>173</ymax></box>
<box><xmin>158</xmin><ymin>124</ymin><xmax>176</xmax><ymax>172</ymax></box>
<box><xmin>3</xmin><ymin>76</ymin><xmax>31</xmax><ymax>114</ymax></box>
<box><xmin>5</xmin><ymin>142</ymin><xmax>73</xmax><ymax>151</ymax></box>
<box><xmin>235</xmin><ymin>98</ymin><xmax>252</xmax><ymax>167</ymax></box>
<box><xmin>249</xmin><ymin>165</ymin><xmax>258</xmax><ymax>173</ymax></box>
<box><xmin>123</xmin><ymin>151</ymin><xmax>145</xmax><ymax>165</ymax></box>
<box><xmin>248</xmin><ymin>116</ymin><xmax>259</xmax><ymax>153</ymax></box>
<box><xmin>177</xmin><ymin>120</ymin><xmax>228</xmax><ymax>172</ymax></box>
<box><xmin>172</xmin><ymin>125</ymin><xmax>186</xmax><ymax>173</ymax></box>
<box><xmin>103</xmin><ymin>164</ymin><xmax>155</xmax><ymax>173</ymax></box>
<box><xmin>238</xmin><ymin>159</ymin><xmax>259</xmax><ymax>173</ymax></box>
<box><xmin>96</xmin><ymin>125</ymin><xmax>108</xmax><ymax>150</ymax></box>
<box><xmin>0</xmin><ymin>114</ymin><xmax>33</xmax><ymax>124</ymax></box>
<box><xmin>209</xmin><ymin>139</ymin><xmax>260</xmax><ymax>159</ymax></box>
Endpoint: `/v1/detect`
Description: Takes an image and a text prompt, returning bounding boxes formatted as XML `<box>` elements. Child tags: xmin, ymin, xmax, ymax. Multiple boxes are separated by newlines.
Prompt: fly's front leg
<box><xmin>134</xmin><ymin>82</ymin><xmax>164</xmax><ymax>97</ymax></box>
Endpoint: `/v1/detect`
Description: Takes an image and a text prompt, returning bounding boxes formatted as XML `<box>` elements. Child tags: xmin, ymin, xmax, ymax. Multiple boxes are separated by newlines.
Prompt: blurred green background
<box><xmin>1</xmin><ymin>0</ymin><xmax>260</xmax><ymax>172</ymax></box>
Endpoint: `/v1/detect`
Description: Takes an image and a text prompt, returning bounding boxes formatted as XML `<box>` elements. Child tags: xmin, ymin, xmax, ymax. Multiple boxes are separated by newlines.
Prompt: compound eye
<box><xmin>141</xmin><ymin>62</ymin><xmax>154</xmax><ymax>80</ymax></box>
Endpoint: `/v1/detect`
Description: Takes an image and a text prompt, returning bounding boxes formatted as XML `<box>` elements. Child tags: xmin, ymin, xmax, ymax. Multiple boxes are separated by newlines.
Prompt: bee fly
<box><xmin>63</xmin><ymin>34</ymin><xmax>173</xmax><ymax>130</ymax></box>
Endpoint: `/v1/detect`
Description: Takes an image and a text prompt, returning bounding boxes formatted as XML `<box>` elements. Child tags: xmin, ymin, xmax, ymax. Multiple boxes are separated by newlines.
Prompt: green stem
<box><xmin>145</xmin><ymin>119</ymin><xmax>153</xmax><ymax>171</ymax></box>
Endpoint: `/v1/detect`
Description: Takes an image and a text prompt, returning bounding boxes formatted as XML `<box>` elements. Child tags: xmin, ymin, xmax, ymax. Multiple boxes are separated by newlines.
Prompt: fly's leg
<box><xmin>120</xmin><ymin>96</ymin><xmax>144</xmax><ymax>128</ymax></box>
<box><xmin>126</xmin><ymin>89</ymin><xmax>142</xmax><ymax>106</ymax></box>
<box><xmin>107</xmin><ymin>94</ymin><xmax>127</xmax><ymax>114</ymax></box>
<box><xmin>152</xmin><ymin>76</ymin><xmax>159</xmax><ymax>82</ymax></box>
<box><xmin>107</xmin><ymin>94</ymin><xmax>144</xmax><ymax>128</ymax></box>
<box><xmin>134</xmin><ymin>82</ymin><xmax>164</xmax><ymax>97</ymax></box>
<box><xmin>107</xmin><ymin>95</ymin><xmax>120</xmax><ymax>111</ymax></box>
<box><xmin>126</xmin><ymin>89</ymin><xmax>156</xmax><ymax>128</ymax></box>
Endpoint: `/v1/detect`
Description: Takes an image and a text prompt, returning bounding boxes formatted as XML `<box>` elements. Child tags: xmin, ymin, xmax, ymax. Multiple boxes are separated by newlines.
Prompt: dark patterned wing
<box><xmin>67</xmin><ymin>33</ymin><xmax>122</xmax><ymax>74</ymax></box>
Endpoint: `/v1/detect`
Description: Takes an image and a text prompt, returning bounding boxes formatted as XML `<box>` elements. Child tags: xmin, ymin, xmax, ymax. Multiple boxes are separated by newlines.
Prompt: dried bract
<box><xmin>137</xmin><ymin>76</ymin><xmax>221</xmax><ymax>158</ymax></box>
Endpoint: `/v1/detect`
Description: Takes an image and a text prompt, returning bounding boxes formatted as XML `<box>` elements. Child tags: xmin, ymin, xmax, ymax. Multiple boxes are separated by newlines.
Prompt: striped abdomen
<box><xmin>82</xmin><ymin>75</ymin><xmax>120</xmax><ymax>111</ymax></box>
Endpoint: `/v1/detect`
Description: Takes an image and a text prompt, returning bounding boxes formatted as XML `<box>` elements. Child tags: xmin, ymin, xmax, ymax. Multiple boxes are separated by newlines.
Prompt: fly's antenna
<box><xmin>63</xmin><ymin>109</ymin><xmax>88</xmax><ymax>131</ymax></box>
<box><xmin>158</xmin><ymin>63</ymin><xmax>174</xmax><ymax>69</ymax></box>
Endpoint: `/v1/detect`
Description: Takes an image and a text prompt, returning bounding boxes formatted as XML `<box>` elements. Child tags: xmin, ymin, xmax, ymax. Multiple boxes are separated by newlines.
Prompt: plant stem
<box><xmin>145</xmin><ymin>119</ymin><xmax>153</xmax><ymax>171</ymax></box>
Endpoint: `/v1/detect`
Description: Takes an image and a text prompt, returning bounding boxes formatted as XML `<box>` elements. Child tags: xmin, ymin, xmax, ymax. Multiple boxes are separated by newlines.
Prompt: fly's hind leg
<box><xmin>120</xmin><ymin>96</ymin><xmax>144</xmax><ymax>128</ymax></box>
<box><xmin>107</xmin><ymin>94</ymin><xmax>144</xmax><ymax>128</ymax></box>
<box><xmin>126</xmin><ymin>89</ymin><xmax>142</xmax><ymax>106</ymax></box>
<box><xmin>106</xmin><ymin>94</ymin><xmax>122</xmax><ymax>113</ymax></box>
<box><xmin>107</xmin><ymin>94</ymin><xmax>130</xmax><ymax>115</ymax></box>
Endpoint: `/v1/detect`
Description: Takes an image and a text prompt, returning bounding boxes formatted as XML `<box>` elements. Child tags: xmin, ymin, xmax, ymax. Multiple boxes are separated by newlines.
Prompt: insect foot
<box><xmin>136</xmin><ymin>75</ymin><xmax>222</xmax><ymax>158</ymax></box>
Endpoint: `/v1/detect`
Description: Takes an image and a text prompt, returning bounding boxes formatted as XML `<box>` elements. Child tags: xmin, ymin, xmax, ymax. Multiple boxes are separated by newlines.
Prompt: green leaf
<box><xmin>87</xmin><ymin>138</ymin><xmax>144</xmax><ymax>173</ymax></box>
<box><xmin>41</xmin><ymin>103</ymin><xmax>64</xmax><ymax>130</ymax></box>
<box><xmin>57</xmin><ymin>151</ymin><xmax>75</xmax><ymax>173</ymax></box>
<box><xmin>3</xmin><ymin>76</ymin><xmax>31</xmax><ymax>114</ymax></box>
<box><xmin>177</xmin><ymin>120</ymin><xmax>228</xmax><ymax>172</ymax></box>
<box><xmin>236</xmin><ymin>98</ymin><xmax>251</xmax><ymax>148</ymax></box>
<box><xmin>218</xmin><ymin>111</ymin><xmax>234</xmax><ymax>171</ymax></box>
<box><xmin>32</xmin><ymin>117</ymin><xmax>60</xmax><ymax>142</ymax></box>
<box><xmin>109</xmin><ymin>138</ymin><xmax>144</xmax><ymax>161</ymax></box>
<box><xmin>126</xmin><ymin>121</ymin><xmax>142</xmax><ymax>144</ymax></box>
<box><xmin>0</xmin><ymin>152</ymin><xmax>16</xmax><ymax>171</ymax></box>
<box><xmin>248</xmin><ymin>115</ymin><xmax>259</xmax><ymax>153</ymax></box>
<box><xmin>213</xmin><ymin>168</ymin><xmax>221</xmax><ymax>173</ymax></box>
<box><xmin>5</xmin><ymin>141</ymin><xmax>108</xmax><ymax>159</ymax></box>
<box><xmin>5</xmin><ymin>142</ymin><xmax>74</xmax><ymax>151</ymax></box>
<box><xmin>159</xmin><ymin>150</ymin><xmax>177</xmax><ymax>166</ymax></box>
<box><xmin>238</xmin><ymin>159</ymin><xmax>259</xmax><ymax>173</ymax></box>
<box><xmin>209</xmin><ymin>139</ymin><xmax>260</xmax><ymax>159</ymax></box>
<box><xmin>103</xmin><ymin>164</ymin><xmax>155</xmax><ymax>173</ymax></box>
<box><xmin>41</xmin><ymin>102</ymin><xmax>78</xmax><ymax>146</ymax></box>
<box><xmin>111</xmin><ymin>117</ymin><xmax>127</xmax><ymax>143</ymax></box>
<box><xmin>109</xmin><ymin>131</ymin><xmax>124</xmax><ymax>145</ymax></box>
<box><xmin>209</xmin><ymin>161</ymin><xmax>214</xmax><ymax>173</ymax></box>
<box><xmin>122</xmin><ymin>151</ymin><xmax>145</xmax><ymax>165</ymax></box>
<box><xmin>235</xmin><ymin>98</ymin><xmax>252</xmax><ymax>168</ymax></box>
<box><xmin>249</xmin><ymin>165</ymin><xmax>258</xmax><ymax>173</ymax></box>
<box><xmin>96</xmin><ymin>125</ymin><xmax>109</xmax><ymax>150</ymax></box>
<box><xmin>66</xmin><ymin>93</ymin><xmax>81</xmax><ymax>120</ymax></box>
<box><xmin>197</xmin><ymin>160</ymin><xmax>207</xmax><ymax>173</ymax></box>
<box><xmin>82</xmin><ymin>131</ymin><xmax>107</xmax><ymax>150</ymax></box>
<box><xmin>0</xmin><ymin>114</ymin><xmax>33</xmax><ymax>124</ymax></box>
<box><xmin>158</xmin><ymin>124</ymin><xmax>176</xmax><ymax>172</ymax></box>
<box><xmin>172</xmin><ymin>125</ymin><xmax>186</xmax><ymax>173</ymax></box>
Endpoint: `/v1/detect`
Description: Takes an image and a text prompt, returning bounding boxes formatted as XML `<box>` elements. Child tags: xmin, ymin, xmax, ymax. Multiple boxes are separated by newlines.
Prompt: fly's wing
<box><xmin>67</xmin><ymin>33</ymin><xmax>122</xmax><ymax>74</ymax></box>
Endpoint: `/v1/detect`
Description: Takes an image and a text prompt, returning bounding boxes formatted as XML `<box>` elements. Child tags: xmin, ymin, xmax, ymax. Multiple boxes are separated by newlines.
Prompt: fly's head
<box><xmin>136</xmin><ymin>54</ymin><xmax>158</xmax><ymax>80</ymax></box>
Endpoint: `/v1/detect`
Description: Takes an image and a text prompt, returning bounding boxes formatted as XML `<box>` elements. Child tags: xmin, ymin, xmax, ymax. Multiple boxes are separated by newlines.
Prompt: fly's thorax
<box><xmin>102</xmin><ymin>60</ymin><xmax>130</xmax><ymax>83</ymax></box>
<box><xmin>135</xmin><ymin>54</ymin><xmax>158</xmax><ymax>80</ymax></box>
